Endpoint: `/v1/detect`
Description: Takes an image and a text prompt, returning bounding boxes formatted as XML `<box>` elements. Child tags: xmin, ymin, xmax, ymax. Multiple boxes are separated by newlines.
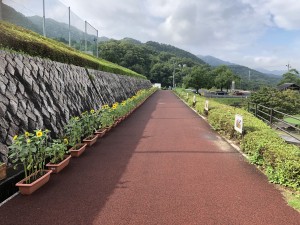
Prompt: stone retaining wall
<box><xmin>0</xmin><ymin>50</ymin><xmax>152</xmax><ymax>162</ymax></box>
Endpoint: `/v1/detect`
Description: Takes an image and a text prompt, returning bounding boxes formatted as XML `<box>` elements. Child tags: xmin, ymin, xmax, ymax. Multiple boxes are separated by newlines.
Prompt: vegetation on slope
<box><xmin>0</xmin><ymin>21</ymin><xmax>146</xmax><ymax>79</ymax></box>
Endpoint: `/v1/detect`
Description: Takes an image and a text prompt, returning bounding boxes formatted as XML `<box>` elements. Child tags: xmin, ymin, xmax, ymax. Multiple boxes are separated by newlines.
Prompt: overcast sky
<box><xmin>8</xmin><ymin>0</ymin><xmax>300</xmax><ymax>71</ymax></box>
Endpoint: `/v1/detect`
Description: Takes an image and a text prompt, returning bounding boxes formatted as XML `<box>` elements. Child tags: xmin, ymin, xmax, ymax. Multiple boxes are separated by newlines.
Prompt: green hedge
<box><xmin>174</xmin><ymin>88</ymin><xmax>300</xmax><ymax>191</ymax></box>
<box><xmin>0</xmin><ymin>21</ymin><xmax>146</xmax><ymax>79</ymax></box>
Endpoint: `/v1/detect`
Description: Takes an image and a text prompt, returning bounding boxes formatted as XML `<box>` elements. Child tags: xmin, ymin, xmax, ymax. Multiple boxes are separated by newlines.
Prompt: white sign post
<box><xmin>193</xmin><ymin>95</ymin><xmax>196</xmax><ymax>103</ymax></box>
<box><xmin>204</xmin><ymin>100</ymin><xmax>209</xmax><ymax>111</ymax></box>
<box><xmin>234</xmin><ymin>114</ymin><xmax>243</xmax><ymax>134</ymax></box>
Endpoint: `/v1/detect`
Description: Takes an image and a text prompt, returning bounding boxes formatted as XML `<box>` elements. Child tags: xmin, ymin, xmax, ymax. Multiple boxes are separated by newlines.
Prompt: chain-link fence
<box><xmin>0</xmin><ymin>0</ymin><xmax>99</xmax><ymax>57</ymax></box>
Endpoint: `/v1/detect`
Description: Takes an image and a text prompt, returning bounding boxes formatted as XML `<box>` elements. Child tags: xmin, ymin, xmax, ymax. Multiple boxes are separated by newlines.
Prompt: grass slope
<box><xmin>0</xmin><ymin>21</ymin><xmax>146</xmax><ymax>79</ymax></box>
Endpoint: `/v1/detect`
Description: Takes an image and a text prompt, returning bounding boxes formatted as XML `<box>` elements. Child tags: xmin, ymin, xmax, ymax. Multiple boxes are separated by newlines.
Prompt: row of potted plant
<box><xmin>7</xmin><ymin>87</ymin><xmax>157</xmax><ymax>195</ymax></box>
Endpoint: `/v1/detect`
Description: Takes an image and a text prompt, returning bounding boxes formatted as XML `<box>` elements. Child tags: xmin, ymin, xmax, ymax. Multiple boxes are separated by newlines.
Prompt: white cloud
<box><xmin>54</xmin><ymin>0</ymin><xmax>300</xmax><ymax>70</ymax></box>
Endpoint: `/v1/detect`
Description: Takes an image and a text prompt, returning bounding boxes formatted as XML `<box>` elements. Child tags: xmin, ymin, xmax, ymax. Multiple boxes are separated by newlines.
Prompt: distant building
<box><xmin>277</xmin><ymin>83</ymin><xmax>300</xmax><ymax>92</ymax></box>
<box><xmin>153</xmin><ymin>83</ymin><xmax>161</xmax><ymax>89</ymax></box>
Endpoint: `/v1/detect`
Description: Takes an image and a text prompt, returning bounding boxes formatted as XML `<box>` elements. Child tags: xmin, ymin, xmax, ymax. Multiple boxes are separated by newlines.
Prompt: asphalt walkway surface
<box><xmin>1</xmin><ymin>90</ymin><xmax>300</xmax><ymax>225</ymax></box>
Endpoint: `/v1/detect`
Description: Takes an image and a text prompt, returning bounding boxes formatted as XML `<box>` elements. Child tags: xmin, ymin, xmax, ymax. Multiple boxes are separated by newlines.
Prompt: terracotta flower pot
<box><xmin>16</xmin><ymin>170</ymin><xmax>52</xmax><ymax>195</ymax></box>
<box><xmin>46</xmin><ymin>155</ymin><xmax>72</xmax><ymax>174</ymax></box>
<box><xmin>95</xmin><ymin>128</ymin><xmax>107</xmax><ymax>137</ymax></box>
<box><xmin>0</xmin><ymin>163</ymin><xmax>7</xmax><ymax>181</ymax></box>
<box><xmin>83</xmin><ymin>134</ymin><xmax>99</xmax><ymax>147</ymax></box>
<box><xmin>69</xmin><ymin>143</ymin><xmax>87</xmax><ymax>157</ymax></box>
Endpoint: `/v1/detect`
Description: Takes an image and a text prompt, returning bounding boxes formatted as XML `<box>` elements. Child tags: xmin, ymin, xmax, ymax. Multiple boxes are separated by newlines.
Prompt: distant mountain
<box><xmin>121</xmin><ymin>37</ymin><xmax>142</xmax><ymax>45</ymax></box>
<box><xmin>228</xmin><ymin>65</ymin><xmax>281</xmax><ymax>88</ymax></box>
<box><xmin>197</xmin><ymin>55</ymin><xmax>281</xmax><ymax>88</ymax></box>
<box><xmin>146</xmin><ymin>41</ymin><xmax>205</xmax><ymax>65</ymax></box>
<box><xmin>2</xmin><ymin>2</ymin><xmax>40</xmax><ymax>33</ymax></box>
<box><xmin>254</xmin><ymin>68</ymin><xmax>285</xmax><ymax>76</ymax></box>
<box><xmin>198</xmin><ymin>55</ymin><xmax>235</xmax><ymax>66</ymax></box>
<box><xmin>99</xmin><ymin>36</ymin><xmax>111</xmax><ymax>42</ymax></box>
<box><xmin>2</xmin><ymin>2</ymin><xmax>96</xmax><ymax>46</ymax></box>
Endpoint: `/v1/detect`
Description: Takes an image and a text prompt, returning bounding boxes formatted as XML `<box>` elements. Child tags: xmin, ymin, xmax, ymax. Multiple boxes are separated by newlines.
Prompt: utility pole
<box><xmin>286</xmin><ymin>63</ymin><xmax>291</xmax><ymax>71</ymax></box>
<box><xmin>248</xmin><ymin>70</ymin><xmax>251</xmax><ymax>81</ymax></box>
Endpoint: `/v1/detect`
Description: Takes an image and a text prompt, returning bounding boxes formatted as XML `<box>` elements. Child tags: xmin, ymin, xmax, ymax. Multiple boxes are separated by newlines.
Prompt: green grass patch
<box><xmin>282</xmin><ymin>189</ymin><xmax>300</xmax><ymax>212</ymax></box>
<box><xmin>212</xmin><ymin>97</ymin><xmax>247</xmax><ymax>108</ymax></box>
<box><xmin>284</xmin><ymin>115</ymin><xmax>300</xmax><ymax>125</ymax></box>
<box><xmin>0</xmin><ymin>21</ymin><xmax>146</xmax><ymax>79</ymax></box>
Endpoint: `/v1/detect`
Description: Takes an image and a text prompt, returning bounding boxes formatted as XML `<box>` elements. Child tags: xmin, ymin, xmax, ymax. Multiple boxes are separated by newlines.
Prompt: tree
<box><xmin>250</xmin><ymin>87</ymin><xmax>300</xmax><ymax>115</ymax></box>
<box><xmin>278</xmin><ymin>69</ymin><xmax>300</xmax><ymax>86</ymax></box>
<box><xmin>183</xmin><ymin>65</ymin><xmax>212</xmax><ymax>91</ymax></box>
<box><xmin>149</xmin><ymin>63</ymin><xmax>172</xmax><ymax>87</ymax></box>
<box><xmin>213</xmin><ymin>65</ymin><xmax>240</xmax><ymax>91</ymax></box>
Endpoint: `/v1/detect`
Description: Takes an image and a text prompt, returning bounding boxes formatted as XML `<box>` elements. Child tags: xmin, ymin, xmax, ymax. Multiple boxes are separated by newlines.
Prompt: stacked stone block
<box><xmin>0</xmin><ymin>50</ymin><xmax>152</xmax><ymax>162</ymax></box>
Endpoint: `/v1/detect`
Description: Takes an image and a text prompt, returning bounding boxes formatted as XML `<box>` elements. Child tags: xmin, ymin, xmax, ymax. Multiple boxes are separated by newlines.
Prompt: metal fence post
<box><xmin>68</xmin><ymin>7</ymin><xmax>71</xmax><ymax>47</ymax></box>
<box><xmin>85</xmin><ymin>21</ymin><xmax>87</xmax><ymax>52</ymax></box>
<box><xmin>0</xmin><ymin>0</ymin><xmax>3</xmax><ymax>20</ymax></box>
<box><xmin>96</xmin><ymin>29</ymin><xmax>98</xmax><ymax>58</ymax></box>
<box><xmin>255</xmin><ymin>104</ymin><xmax>257</xmax><ymax>117</ymax></box>
<box><xmin>270</xmin><ymin>108</ymin><xmax>273</xmax><ymax>125</ymax></box>
<box><xmin>43</xmin><ymin>0</ymin><xmax>46</xmax><ymax>37</ymax></box>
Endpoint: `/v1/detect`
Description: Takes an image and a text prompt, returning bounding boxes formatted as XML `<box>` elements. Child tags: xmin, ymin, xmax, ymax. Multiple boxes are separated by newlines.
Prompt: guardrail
<box><xmin>248</xmin><ymin>102</ymin><xmax>300</xmax><ymax>142</ymax></box>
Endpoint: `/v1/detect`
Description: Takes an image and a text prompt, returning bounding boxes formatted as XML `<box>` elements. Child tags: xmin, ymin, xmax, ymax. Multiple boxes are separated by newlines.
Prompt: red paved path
<box><xmin>0</xmin><ymin>90</ymin><xmax>299</xmax><ymax>225</ymax></box>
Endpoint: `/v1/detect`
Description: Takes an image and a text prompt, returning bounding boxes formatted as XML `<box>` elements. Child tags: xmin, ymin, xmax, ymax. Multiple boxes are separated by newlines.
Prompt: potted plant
<box><xmin>0</xmin><ymin>162</ymin><xmax>7</xmax><ymax>181</ymax></box>
<box><xmin>65</xmin><ymin>116</ymin><xmax>87</xmax><ymax>157</ymax></box>
<box><xmin>46</xmin><ymin>138</ymin><xmax>71</xmax><ymax>173</ymax></box>
<box><xmin>9</xmin><ymin>130</ymin><xmax>52</xmax><ymax>195</ymax></box>
<box><xmin>94</xmin><ymin>109</ymin><xmax>107</xmax><ymax>137</ymax></box>
<box><xmin>82</xmin><ymin>110</ymin><xmax>99</xmax><ymax>147</ymax></box>
<box><xmin>100</xmin><ymin>105</ymin><xmax>114</xmax><ymax>132</ymax></box>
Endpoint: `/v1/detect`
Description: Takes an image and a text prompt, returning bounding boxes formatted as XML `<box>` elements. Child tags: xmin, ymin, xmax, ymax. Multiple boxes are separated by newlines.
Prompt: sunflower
<box><xmin>63</xmin><ymin>138</ymin><xmax>69</xmax><ymax>145</ymax></box>
<box><xmin>36</xmin><ymin>130</ymin><xmax>43</xmax><ymax>137</ymax></box>
<box><xmin>90</xmin><ymin>109</ymin><xmax>95</xmax><ymax>114</ymax></box>
<box><xmin>13</xmin><ymin>135</ymin><xmax>18</xmax><ymax>141</ymax></box>
<box><xmin>25</xmin><ymin>131</ymin><xmax>30</xmax><ymax>137</ymax></box>
<box><xmin>27</xmin><ymin>139</ymin><xmax>31</xmax><ymax>143</ymax></box>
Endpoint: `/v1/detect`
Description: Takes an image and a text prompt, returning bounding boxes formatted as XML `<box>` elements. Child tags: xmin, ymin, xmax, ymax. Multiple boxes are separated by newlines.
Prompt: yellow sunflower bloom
<box><xmin>25</xmin><ymin>131</ymin><xmax>30</xmax><ymax>137</ymax></box>
<box><xmin>13</xmin><ymin>135</ymin><xmax>18</xmax><ymax>140</ymax></box>
<box><xmin>63</xmin><ymin>138</ymin><xmax>69</xmax><ymax>145</ymax></box>
<box><xmin>27</xmin><ymin>139</ymin><xmax>31</xmax><ymax>143</ymax></box>
<box><xmin>36</xmin><ymin>130</ymin><xmax>43</xmax><ymax>137</ymax></box>
<box><xmin>90</xmin><ymin>109</ymin><xmax>95</xmax><ymax>114</ymax></box>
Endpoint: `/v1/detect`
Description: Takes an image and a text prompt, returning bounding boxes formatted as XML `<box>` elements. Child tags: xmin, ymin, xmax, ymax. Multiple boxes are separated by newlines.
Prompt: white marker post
<box><xmin>204</xmin><ymin>100</ymin><xmax>209</xmax><ymax>111</ymax></box>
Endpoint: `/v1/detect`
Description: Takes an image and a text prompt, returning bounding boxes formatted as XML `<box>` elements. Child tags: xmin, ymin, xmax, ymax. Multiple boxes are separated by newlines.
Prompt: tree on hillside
<box><xmin>183</xmin><ymin>65</ymin><xmax>212</xmax><ymax>91</ymax></box>
<box><xmin>278</xmin><ymin>69</ymin><xmax>300</xmax><ymax>86</ymax></box>
<box><xmin>213</xmin><ymin>65</ymin><xmax>240</xmax><ymax>91</ymax></box>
